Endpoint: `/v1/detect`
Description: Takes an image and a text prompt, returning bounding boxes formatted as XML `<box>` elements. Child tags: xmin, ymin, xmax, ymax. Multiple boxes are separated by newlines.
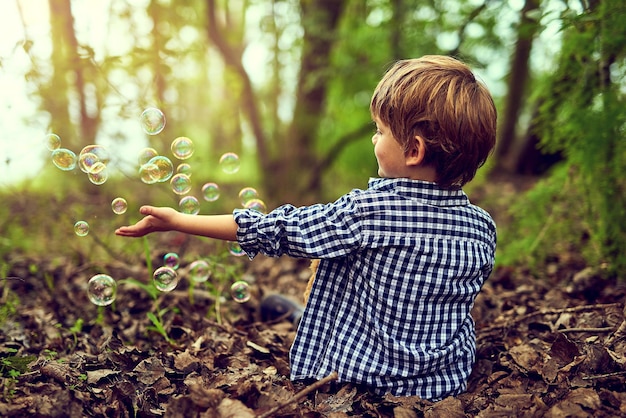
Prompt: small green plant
<box><xmin>197</xmin><ymin>250</ymin><xmax>244</xmax><ymax>325</ymax></box>
<box><xmin>42</xmin><ymin>349</ymin><xmax>58</xmax><ymax>361</ymax></box>
<box><xmin>0</xmin><ymin>264</ymin><xmax>20</xmax><ymax>328</ymax></box>
<box><xmin>1</xmin><ymin>348</ymin><xmax>36</xmax><ymax>400</ymax></box>
<box><xmin>146</xmin><ymin>309</ymin><xmax>176</xmax><ymax>345</ymax></box>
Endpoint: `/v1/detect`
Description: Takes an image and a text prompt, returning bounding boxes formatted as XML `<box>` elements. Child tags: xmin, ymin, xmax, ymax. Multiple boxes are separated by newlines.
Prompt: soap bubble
<box><xmin>88</xmin><ymin>165</ymin><xmax>108</xmax><ymax>185</ymax></box>
<box><xmin>176</xmin><ymin>163</ymin><xmax>192</xmax><ymax>177</ymax></box>
<box><xmin>140</xmin><ymin>107</ymin><xmax>166</xmax><ymax>135</ymax></box>
<box><xmin>163</xmin><ymin>253</ymin><xmax>180</xmax><ymax>270</ymax></box>
<box><xmin>188</xmin><ymin>260</ymin><xmax>210</xmax><ymax>283</ymax></box>
<box><xmin>139</xmin><ymin>162</ymin><xmax>160</xmax><ymax>184</ymax></box>
<box><xmin>171</xmin><ymin>136</ymin><xmax>194</xmax><ymax>160</ymax></box>
<box><xmin>227</xmin><ymin>241</ymin><xmax>245</xmax><ymax>257</ymax></box>
<box><xmin>78</xmin><ymin>152</ymin><xmax>99</xmax><ymax>173</ymax></box>
<box><xmin>79</xmin><ymin>144</ymin><xmax>110</xmax><ymax>166</ymax></box>
<box><xmin>179</xmin><ymin>196</ymin><xmax>200</xmax><ymax>215</ymax></box>
<box><xmin>74</xmin><ymin>221</ymin><xmax>89</xmax><ymax>237</ymax></box>
<box><xmin>153</xmin><ymin>266</ymin><xmax>178</xmax><ymax>292</ymax></box>
<box><xmin>87</xmin><ymin>274</ymin><xmax>117</xmax><ymax>306</ymax></box>
<box><xmin>238</xmin><ymin>187</ymin><xmax>259</xmax><ymax>205</ymax></box>
<box><xmin>148</xmin><ymin>156</ymin><xmax>174</xmax><ymax>182</ymax></box>
<box><xmin>170</xmin><ymin>173</ymin><xmax>192</xmax><ymax>195</ymax></box>
<box><xmin>230</xmin><ymin>281</ymin><xmax>251</xmax><ymax>303</ymax></box>
<box><xmin>44</xmin><ymin>133</ymin><xmax>61</xmax><ymax>151</ymax></box>
<box><xmin>138</xmin><ymin>147</ymin><xmax>159</xmax><ymax>166</ymax></box>
<box><xmin>201</xmin><ymin>182</ymin><xmax>220</xmax><ymax>202</ymax></box>
<box><xmin>51</xmin><ymin>148</ymin><xmax>77</xmax><ymax>171</ymax></box>
<box><xmin>243</xmin><ymin>198</ymin><xmax>267</xmax><ymax>213</ymax></box>
<box><xmin>111</xmin><ymin>197</ymin><xmax>128</xmax><ymax>215</ymax></box>
<box><xmin>219</xmin><ymin>152</ymin><xmax>240</xmax><ymax>174</ymax></box>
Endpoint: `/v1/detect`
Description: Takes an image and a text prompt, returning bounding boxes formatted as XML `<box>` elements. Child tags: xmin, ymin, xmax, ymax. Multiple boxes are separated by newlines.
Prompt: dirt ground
<box><xmin>2</xmin><ymin>177</ymin><xmax>626</xmax><ymax>417</ymax></box>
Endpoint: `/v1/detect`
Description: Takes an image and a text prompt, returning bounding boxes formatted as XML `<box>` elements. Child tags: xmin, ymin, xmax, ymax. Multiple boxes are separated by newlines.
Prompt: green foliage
<box><xmin>1</xmin><ymin>348</ymin><xmax>36</xmax><ymax>400</ymax></box>
<box><xmin>146</xmin><ymin>310</ymin><xmax>176</xmax><ymax>346</ymax></box>
<box><xmin>498</xmin><ymin>3</ymin><xmax>626</xmax><ymax>274</ymax></box>
<box><xmin>1</xmin><ymin>349</ymin><xmax>36</xmax><ymax>378</ymax></box>
<box><xmin>496</xmin><ymin>164</ymin><xmax>596</xmax><ymax>268</ymax></box>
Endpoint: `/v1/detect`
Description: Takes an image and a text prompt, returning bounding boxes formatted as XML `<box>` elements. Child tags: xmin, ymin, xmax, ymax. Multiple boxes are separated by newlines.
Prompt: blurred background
<box><xmin>0</xmin><ymin>0</ymin><xmax>625</xmax><ymax>274</ymax></box>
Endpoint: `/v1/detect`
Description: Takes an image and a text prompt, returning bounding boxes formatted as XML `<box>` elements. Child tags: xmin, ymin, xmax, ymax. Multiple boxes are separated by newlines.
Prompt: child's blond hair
<box><xmin>370</xmin><ymin>56</ymin><xmax>497</xmax><ymax>189</ymax></box>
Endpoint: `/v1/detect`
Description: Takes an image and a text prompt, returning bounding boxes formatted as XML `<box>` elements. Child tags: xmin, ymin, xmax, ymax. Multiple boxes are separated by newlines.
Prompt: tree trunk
<box><xmin>493</xmin><ymin>0</ymin><xmax>540</xmax><ymax>173</ymax></box>
<box><xmin>275</xmin><ymin>0</ymin><xmax>348</xmax><ymax>204</ymax></box>
<box><xmin>48</xmin><ymin>0</ymin><xmax>98</xmax><ymax>150</ymax></box>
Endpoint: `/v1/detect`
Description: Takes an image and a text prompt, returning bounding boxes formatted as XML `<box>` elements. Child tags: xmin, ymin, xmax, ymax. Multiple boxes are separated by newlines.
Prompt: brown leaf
<box><xmin>425</xmin><ymin>396</ymin><xmax>464</xmax><ymax>418</ymax></box>
<box><xmin>86</xmin><ymin>368</ymin><xmax>120</xmax><ymax>385</ymax></box>
<box><xmin>172</xmin><ymin>349</ymin><xmax>200</xmax><ymax>373</ymax></box>
<box><xmin>216</xmin><ymin>397</ymin><xmax>255</xmax><ymax>418</ymax></box>
<box><xmin>508</xmin><ymin>343</ymin><xmax>544</xmax><ymax>374</ymax></box>
<box><xmin>545</xmin><ymin>388</ymin><xmax>601</xmax><ymax>418</ymax></box>
<box><xmin>133</xmin><ymin>357</ymin><xmax>166</xmax><ymax>385</ymax></box>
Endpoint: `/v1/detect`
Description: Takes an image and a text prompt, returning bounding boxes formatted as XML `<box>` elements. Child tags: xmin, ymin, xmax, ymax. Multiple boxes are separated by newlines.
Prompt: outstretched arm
<box><xmin>115</xmin><ymin>206</ymin><xmax>238</xmax><ymax>241</ymax></box>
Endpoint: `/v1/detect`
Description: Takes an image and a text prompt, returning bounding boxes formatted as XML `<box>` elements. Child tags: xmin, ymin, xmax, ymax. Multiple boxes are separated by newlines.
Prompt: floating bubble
<box><xmin>44</xmin><ymin>133</ymin><xmax>61</xmax><ymax>151</ymax></box>
<box><xmin>227</xmin><ymin>241</ymin><xmax>245</xmax><ymax>257</ymax></box>
<box><xmin>148</xmin><ymin>156</ymin><xmax>174</xmax><ymax>182</ymax></box>
<box><xmin>51</xmin><ymin>148</ymin><xmax>77</xmax><ymax>171</ymax></box>
<box><xmin>163</xmin><ymin>253</ymin><xmax>180</xmax><ymax>270</ymax></box>
<box><xmin>87</xmin><ymin>274</ymin><xmax>117</xmax><ymax>306</ymax></box>
<box><xmin>139</xmin><ymin>162</ymin><xmax>160</xmax><ymax>184</ymax></box>
<box><xmin>111</xmin><ymin>197</ymin><xmax>128</xmax><ymax>215</ymax></box>
<box><xmin>230</xmin><ymin>281</ymin><xmax>251</xmax><ymax>303</ymax></box>
<box><xmin>188</xmin><ymin>260</ymin><xmax>210</xmax><ymax>283</ymax></box>
<box><xmin>179</xmin><ymin>196</ymin><xmax>200</xmax><ymax>215</ymax></box>
<box><xmin>140</xmin><ymin>107</ymin><xmax>166</xmax><ymax>135</ymax></box>
<box><xmin>201</xmin><ymin>182</ymin><xmax>220</xmax><ymax>202</ymax></box>
<box><xmin>171</xmin><ymin>136</ymin><xmax>194</xmax><ymax>160</ymax></box>
<box><xmin>243</xmin><ymin>198</ymin><xmax>267</xmax><ymax>213</ymax></box>
<box><xmin>153</xmin><ymin>266</ymin><xmax>178</xmax><ymax>292</ymax></box>
<box><xmin>88</xmin><ymin>165</ymin><xmax>108</xmax><ymax>185</ymax></box>
<box><xmin>74</xmin><ymin>221</ymin><xmax>89</xmax><ymax>237</ymax></box>
<box><xmin>78</xmin><ymin>152</ymin><xmax>99</xmax><ymax>173</ymax></box>
<box><xmin>238</xmin><ymin>187</ymin><xmax>259</xmax><ymax>205</ymax></box>
<box><xmin>138</xmin><ymin>147</ymin><xmax>159</xmax><ymax>166</ymax></box>
<box><xmin>170</xmin><ymin>173</ymin><xmax>192</xmax><ymax>195</ymax></box>
<box><xmin>176</xmin><ymin>163</ymin><xmax>192</xmax><ymax>177</ymax></box>
<box><xmin>89</xmin><ymin>161</ymin><xmax>106</xmax><ymax>174</ymax></box>
<box><xmin>219</xmin><ymin>152</ymin><xmax>240</xmax><ymax>174</ymax></box>
<box><xmin>79</xmin><ymin>144</ymin><xmax>110</xmax><ymax>166</ymax></box>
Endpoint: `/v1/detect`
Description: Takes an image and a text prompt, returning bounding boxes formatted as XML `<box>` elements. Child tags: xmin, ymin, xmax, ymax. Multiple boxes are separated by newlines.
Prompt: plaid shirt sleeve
<box><xmin>233</xmin><ymin>193</ymin><xmax>364</xmax><ymax>259</ymax></box>
<box><xmin>233</xmin><ymin>178</ymin><xmax>496</xmax><ymax>401</ymax></box>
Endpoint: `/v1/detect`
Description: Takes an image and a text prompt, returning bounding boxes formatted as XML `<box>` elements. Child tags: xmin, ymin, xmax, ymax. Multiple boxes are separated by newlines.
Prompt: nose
<box><xmin>371</xmin><ymin>135</ymin><xmax>377</xmax><ymax>145</ymax></box>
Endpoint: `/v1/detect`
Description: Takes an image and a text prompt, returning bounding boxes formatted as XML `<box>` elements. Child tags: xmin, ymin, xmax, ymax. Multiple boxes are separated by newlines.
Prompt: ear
<box><xmin>405</xmin><ymin>135</ymin><xmax>426</xmax><ymax>167</ymax></box>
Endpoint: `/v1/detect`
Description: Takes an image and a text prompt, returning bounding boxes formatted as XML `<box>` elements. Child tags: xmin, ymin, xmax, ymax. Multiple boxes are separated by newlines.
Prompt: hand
<box><xmin>115</xmin><ymin>206</ymin><xmax>180</xmax><ymax>237</ymax></box>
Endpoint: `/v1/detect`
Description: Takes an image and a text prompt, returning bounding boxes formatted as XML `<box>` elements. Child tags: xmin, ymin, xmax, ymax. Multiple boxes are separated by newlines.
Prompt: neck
<box><xmin>407</xmin><ymin>164</ymin><xmax>437</xmax><ymax>183</ymax></box>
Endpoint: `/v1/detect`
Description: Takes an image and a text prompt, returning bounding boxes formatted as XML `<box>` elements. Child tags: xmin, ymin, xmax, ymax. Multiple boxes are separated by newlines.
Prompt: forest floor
<box><xmin>2</xmin><ymin>175</ymin><xmax>626</xmax><ymax>417</ymax></box>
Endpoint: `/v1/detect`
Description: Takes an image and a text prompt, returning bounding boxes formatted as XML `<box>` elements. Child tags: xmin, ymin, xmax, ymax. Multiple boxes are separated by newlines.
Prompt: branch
<box><xmin>256</xmin><ymin>371</ymin><xmax>339</xmax><ymax>418</ymax></box>
<box><xmin>477</xmin><ymin>303</ymin><xmax>622</xmax><ymax>342</ymax></box>
<box><xmin>205</xmin><ymin>0</ymin><xmax>270</xmax><ymax>167</ymax></box>
<box><xmin>307</xmin><ymin>122</ymin><xmax>373</xmax><ymax>190</ymax></box>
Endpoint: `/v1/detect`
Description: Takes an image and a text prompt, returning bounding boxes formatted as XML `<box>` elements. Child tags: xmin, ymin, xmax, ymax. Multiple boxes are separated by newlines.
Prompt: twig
<box><xmin>256</xmin><ymin>371</ymin><xmax>339</xmax><ymax>418</ymax></box>
<box><xmin>558</xmin><ymin>326</ymin><xmax>614</xmax><ymax>334</ymax></box>
<box><xmin>477</xmin><ymin>303</ymin><xmax>622</xmax><ymax>341</ymax></box>
<box><xmin>582</xmin><ymin>371</ymin><xmax>626</xmax><ymax>380</ymax></box>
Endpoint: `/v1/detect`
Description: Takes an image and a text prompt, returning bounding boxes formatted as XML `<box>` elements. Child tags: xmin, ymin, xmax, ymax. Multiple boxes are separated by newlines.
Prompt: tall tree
<box><xmin>45</xmin><ymin>0</ymin><xmax>99</xmax><ymax>150</ymax></box>
<box><xmin>493</xmin><ymin>0</ymin><xmax>540</xmax><ymax>173</ymax></box>
<box><xmin>206</xmin><ymin>0</ymin><xmax>348</xmax><ymax>204</ymax></box>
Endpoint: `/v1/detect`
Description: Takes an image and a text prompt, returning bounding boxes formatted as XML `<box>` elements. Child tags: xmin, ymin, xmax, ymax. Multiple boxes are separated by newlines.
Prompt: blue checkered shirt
<box><xmin>234</xmin><ymin>178</ymin><xmax>496</xmax><ymax>400</ymax></box>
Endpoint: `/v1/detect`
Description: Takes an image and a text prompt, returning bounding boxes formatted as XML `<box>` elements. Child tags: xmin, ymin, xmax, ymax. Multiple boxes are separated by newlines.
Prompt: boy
<box><xmin>115</xmin><ymin>55</ymin><xmax>497</xmax><ymax>401</ymax></box>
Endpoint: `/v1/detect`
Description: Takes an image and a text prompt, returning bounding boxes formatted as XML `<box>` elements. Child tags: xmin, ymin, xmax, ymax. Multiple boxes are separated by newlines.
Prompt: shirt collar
<box><xmin>367</xmin><ymin>177</ymin><xmax>469</xmax><ymax>207</ymax></box>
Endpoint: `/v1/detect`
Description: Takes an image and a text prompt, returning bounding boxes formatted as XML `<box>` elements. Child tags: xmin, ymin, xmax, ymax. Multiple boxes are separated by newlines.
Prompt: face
<box><xmin>372</xmin><ymin>118</ymin><xmax>410</xmax><ymax>178</ymax></box>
